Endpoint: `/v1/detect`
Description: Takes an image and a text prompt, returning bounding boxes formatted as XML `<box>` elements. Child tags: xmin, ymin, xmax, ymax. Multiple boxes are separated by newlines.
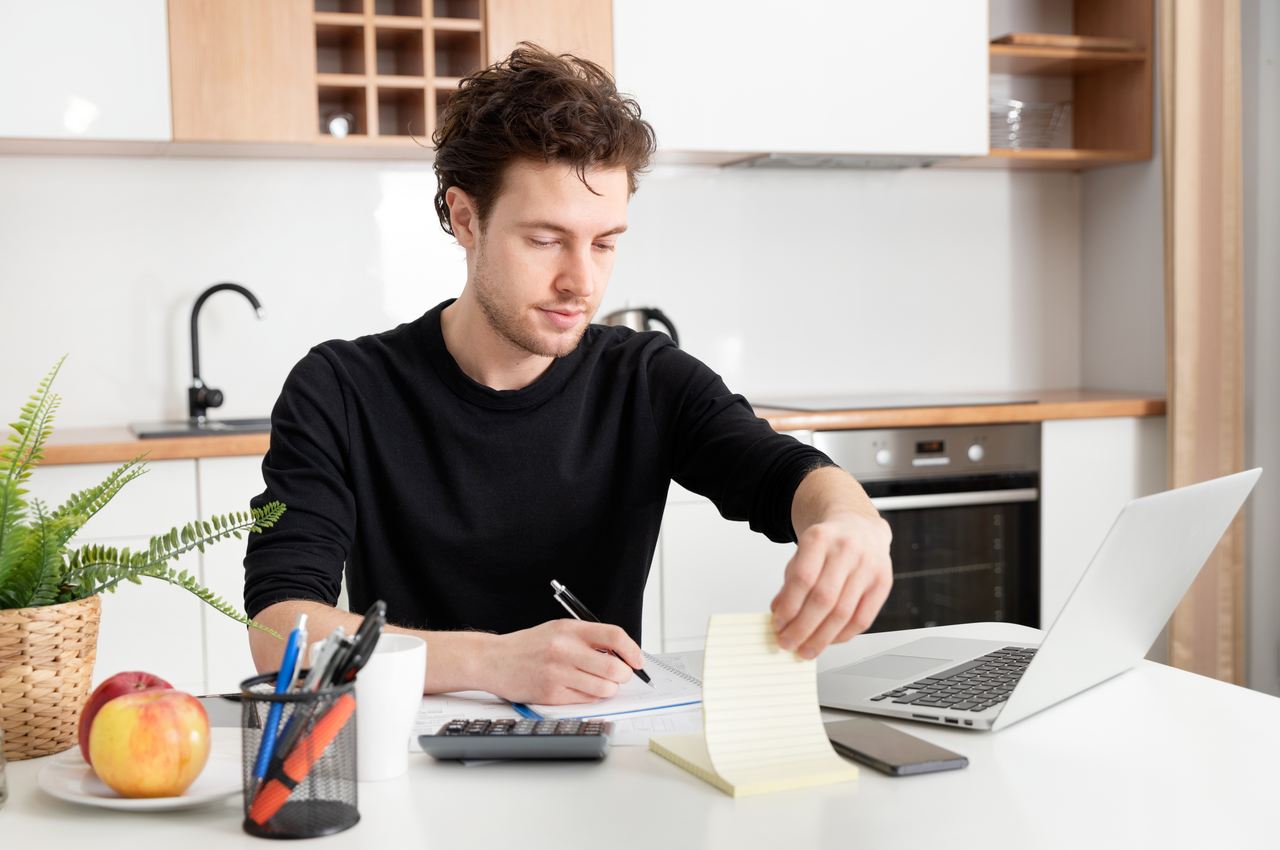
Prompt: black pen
<box><xmin>551</xmin><ymin>579</ymin><xmax>652</xmax><ymax>686</ymax></box>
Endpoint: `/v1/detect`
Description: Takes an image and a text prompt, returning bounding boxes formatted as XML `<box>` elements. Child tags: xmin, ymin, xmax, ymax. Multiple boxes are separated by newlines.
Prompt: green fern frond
<box><xmin>0</xmin><ymin>357</ymin><xmax>289</xmax><ymax>642</ymax></box>
<box><xmin>0</xmin><ymin>525</ymin><xmax>30</xmax><ymax>609</ymax></box>
<box><xmin>0</xmin><ymin>356</ymin><xmax>65</xmax><ymax>578</ymax></box>
<box><xmin>20</xmin><ymin>499</ymin><xmax>67</xmax><ymax>607</ymax></box>
<box><xmin>0</xmin><ymin>355</ymin><xmax>65</xmax><ymax>568</ymax></box>
<box><xmin>52</xmin><ymin>455</ymin><xmax>149</xmax><ymax>532</ymax></box>
<box><xmin>0</xmin><ymin>356</ymin><xmax>65</xmax><ymax>482</ymax></box>
<box><xmin>67</xmin><ymin>501</ymin><xmax>287</xmax><ymax>637</ymax></box>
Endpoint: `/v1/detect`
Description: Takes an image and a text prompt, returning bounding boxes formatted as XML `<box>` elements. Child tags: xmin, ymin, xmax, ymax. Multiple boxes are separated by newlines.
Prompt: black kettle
<box><xmin>601</xmin><ymin>307</ymin><xmax>679</xmax><ymax>346</ymax></box>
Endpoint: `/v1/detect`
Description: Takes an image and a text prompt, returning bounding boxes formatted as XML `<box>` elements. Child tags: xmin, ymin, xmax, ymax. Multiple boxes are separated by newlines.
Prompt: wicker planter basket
<box><xmin>0</xmin><ymin>595</ymin><xmax>100</xmax><ymax>761</ymax></box>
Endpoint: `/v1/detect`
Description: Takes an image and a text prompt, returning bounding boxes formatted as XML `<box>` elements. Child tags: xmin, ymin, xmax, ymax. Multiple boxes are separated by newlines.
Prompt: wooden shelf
<box><xmin>434</xmin><ymin>16</ymin><xmax>482</xmax><ymax>32</ymax></box>
<box><xmin>312</xmin><ymin>0</ymin><xmax>485</xmax><ymax>143</ymax></box>
<box><xmin>376</xmin><ymin>74</ymin><xmax>427</xmax><ymax>88</ymax></box>
<box><xmin>990</xmin><ymin>44</ymin><xmax>1147</xmax><ymax>76</ymax></box>
<box><xmin>314</xmin><ymin>134</ymin><xmax>422</xmax><ymax>147</ymax></box>
<box><xmin>316</xmin><ymin>72</ymin><xmax>368</xmax><ymax>87</ymax></box>
<box><xmin>951</xmin><ymin>148</ymin><xmax>1148</xmax><ymax>170</ymax></box>
<box><xmin>313</xmin><ymin>12</ymin><xmax>364</xmax><ymax>27</ymax></box>
<box><xmin>978</xmin><ymin>2</ymin><xmax>1154</xmax><ymax>171</ymax></box>
<box><xmin>372</xmin><ymin>15</ymin><xmax>424</xmax><ymax>29</ymax></box>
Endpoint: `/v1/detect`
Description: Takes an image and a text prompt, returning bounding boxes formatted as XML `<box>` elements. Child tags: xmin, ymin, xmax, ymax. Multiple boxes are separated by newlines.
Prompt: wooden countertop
<box><xmin>42</xmin><ymin>390</ymin><xmax>1165</xmax><ymax>466</ymax></box>
<box><xmin>755</xmin><ymin>389</ymin><xmax>1166</xmax><ymax>432</ymax></box>
<box><xmin>44</xmin><ymin>427</ymin><xmax>272</xmax><ymax>466</ymax></box>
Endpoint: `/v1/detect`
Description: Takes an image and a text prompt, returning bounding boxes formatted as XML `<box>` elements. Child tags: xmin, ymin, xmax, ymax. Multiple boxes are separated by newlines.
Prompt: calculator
<box><xmin>418</xmin><ymin>718</ymin><xmax>612</xmax><ymax>760</ymax></box>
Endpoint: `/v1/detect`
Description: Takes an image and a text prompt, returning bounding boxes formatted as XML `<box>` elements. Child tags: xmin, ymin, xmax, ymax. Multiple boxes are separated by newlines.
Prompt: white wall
<box><xmin>0</xmin><ymin>156</ymin><xmax>1082</xmax><ymax>426</ymax></box>
<box><xmin>1243</xmin><ymin>0</ymin><xmax>1280</xmax><ymax>697</ymax></box>
<box><xmin>1079</xmin><ymin>157</ymin><xmax>1165</xmax><ymax>394</ymax></box>
<box><xmin>1079</xmin><ymin>0</ymin><xmax>1166</xmax><ymax>395</ymax></box>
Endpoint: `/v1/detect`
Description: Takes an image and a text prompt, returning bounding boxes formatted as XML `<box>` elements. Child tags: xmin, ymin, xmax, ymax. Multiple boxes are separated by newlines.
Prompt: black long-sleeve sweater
<box><xmin>243</xmin><ymin>300</ymin><xmax>834</xmax><ymax>642</ymax></box>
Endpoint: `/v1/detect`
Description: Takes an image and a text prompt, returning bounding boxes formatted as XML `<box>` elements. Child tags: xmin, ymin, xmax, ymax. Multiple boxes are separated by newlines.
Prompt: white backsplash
<box><xmin>0</xmin><ymin>155</ymin><xmax>1081</xmax><ymax>427</ymax></box>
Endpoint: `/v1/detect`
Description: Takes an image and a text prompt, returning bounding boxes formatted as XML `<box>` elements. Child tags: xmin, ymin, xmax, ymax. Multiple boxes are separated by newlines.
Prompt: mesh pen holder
<box><xmin>239</xmin><ymin>672</ymin><xmax>359</xmax><ymax>839</ymax></box>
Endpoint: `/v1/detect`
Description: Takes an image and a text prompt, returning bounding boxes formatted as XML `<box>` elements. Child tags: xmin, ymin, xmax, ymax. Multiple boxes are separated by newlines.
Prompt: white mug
<box><xmin>350</xmin><ymin>633</ymin><xmax>427</xmax><ymax>781</ymax></box>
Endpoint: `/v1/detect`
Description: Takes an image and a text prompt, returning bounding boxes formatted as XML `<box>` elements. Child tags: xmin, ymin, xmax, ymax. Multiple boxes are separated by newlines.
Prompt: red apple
<box><xmin>88</xmin><ymin>690</ymin><xmax>211</xmax><ymax>798</ymax></box>
<box><xmin>78</xmin><ymin>671</ymin><xmax>173</xmax><ymax>764</ymax></box>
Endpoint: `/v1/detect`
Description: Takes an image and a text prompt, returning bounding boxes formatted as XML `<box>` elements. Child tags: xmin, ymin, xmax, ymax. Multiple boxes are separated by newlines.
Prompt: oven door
<box><xmin>862</xmin><ymin>472</ymin><xmax>1039</xmax><ymax>632</ymax></box>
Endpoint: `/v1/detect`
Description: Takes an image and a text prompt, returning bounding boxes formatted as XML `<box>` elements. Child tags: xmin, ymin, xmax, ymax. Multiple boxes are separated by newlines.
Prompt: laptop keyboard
<box><xmin>869</xmin><ymin>646</ymin><xmax>1038</xmax><ymax>712</ymax></box>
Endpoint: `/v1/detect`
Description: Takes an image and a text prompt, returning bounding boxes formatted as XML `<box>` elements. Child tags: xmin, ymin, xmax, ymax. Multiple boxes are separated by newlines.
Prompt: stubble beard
<box><xmin>472</xmin><ymin>241</ymin><xmax>590</xmax><ymax>359</ymax></box>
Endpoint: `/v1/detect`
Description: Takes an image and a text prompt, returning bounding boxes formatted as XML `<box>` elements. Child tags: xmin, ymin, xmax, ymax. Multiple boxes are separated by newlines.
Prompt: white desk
<box><xmin>5</xmin><ymin>623</ymin><xmax>1277</xmax><ymax>849</ymax></box>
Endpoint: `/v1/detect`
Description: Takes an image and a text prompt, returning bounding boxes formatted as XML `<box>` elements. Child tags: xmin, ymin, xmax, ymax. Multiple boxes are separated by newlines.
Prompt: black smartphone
<box><xmin>825</xmin><ymin>717</ymin><xmax>969</xmax><ymax>776</ymax></box>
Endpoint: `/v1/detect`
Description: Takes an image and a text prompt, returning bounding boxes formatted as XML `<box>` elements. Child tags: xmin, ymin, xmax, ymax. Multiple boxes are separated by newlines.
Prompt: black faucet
<box><xmin>189</xmin><ymin>282</ymin><xmax>264</xmax><ymax>423</ymax></box>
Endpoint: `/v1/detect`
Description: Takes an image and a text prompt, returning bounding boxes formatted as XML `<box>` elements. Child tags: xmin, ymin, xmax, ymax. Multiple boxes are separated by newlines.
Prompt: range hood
<box><xmin>724</xmin><ymin>152</ymin><xmax>940</xmax><ymax>170</ymax></box>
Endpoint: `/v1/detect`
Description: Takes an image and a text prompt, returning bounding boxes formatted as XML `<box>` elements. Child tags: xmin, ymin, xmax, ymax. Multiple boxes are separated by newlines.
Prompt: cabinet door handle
<box><xmin>870</xmin><ymin>488</ymin><xmax>1039</xmax><ymax>512</ymax></box>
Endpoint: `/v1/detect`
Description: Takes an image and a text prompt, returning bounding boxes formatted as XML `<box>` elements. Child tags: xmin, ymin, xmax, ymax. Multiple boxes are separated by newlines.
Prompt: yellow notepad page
<box><xmin>650</xmin><ymin>613</ymin><xmax>858</xmax><ymax>797</ymax></box>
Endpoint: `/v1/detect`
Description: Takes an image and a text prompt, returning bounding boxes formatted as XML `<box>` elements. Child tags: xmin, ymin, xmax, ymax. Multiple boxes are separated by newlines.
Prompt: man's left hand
<box><xmin>771</xmin><ymin>510</ymin><xmax>893</xmax><ymax>659</ymax></box>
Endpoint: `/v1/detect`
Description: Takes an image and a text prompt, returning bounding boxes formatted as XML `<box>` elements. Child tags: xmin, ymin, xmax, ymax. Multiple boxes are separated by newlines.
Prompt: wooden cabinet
<box><xmin>168</xmin><ymin>0</ymin><xmax>317</xmax><ymax>143</ymax></box>
<box><xmin>165</xmin><ymin>0</ymin><xmax>611</xmax><ymax>148</ymax></box>
<box><xmin>196</xmin><ymin>456</ymin><xmax>267</xmax><ymax>693</ymax></box>
<box><xmin>0</xmin><ymin>0</ymin><xmax>171</xmax><ymax>141</ymax></box>
<box><xmin>978</xmin><ymin>0</ymin><xmax>1154</xmax><ymax>169</ymax></box>
<box><xmin>613</xmin><ymin>0</ymin><xmax>989</xmax><ymax>159</ymax></box>
<box><xmin>306</xmin><ymin>0</ymin><xmax>488</xmax><ymax>145</ymax></box>
<box><xmin>1040</xmin><ymin>417</ymin><xmax>1166</xmax><ymax>628</ymax></box>
<box><xmin>485</xmin><ymin>0</ymin><xmax>613</xmax><ymax>70</ymax></box>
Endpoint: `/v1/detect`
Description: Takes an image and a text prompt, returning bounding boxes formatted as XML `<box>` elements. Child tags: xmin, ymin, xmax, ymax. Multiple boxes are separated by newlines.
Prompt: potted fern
<box><xmin>0</xmin><ymin>358</ymin><xmax>285</xmax><ymax>760</ymax></box>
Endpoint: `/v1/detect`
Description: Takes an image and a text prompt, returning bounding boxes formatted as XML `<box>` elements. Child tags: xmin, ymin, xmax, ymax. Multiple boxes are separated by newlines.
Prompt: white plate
<box><xmin>37</xmin><ymin>746</ymin><xmax>242</xmax><ymax>811</ymax></box>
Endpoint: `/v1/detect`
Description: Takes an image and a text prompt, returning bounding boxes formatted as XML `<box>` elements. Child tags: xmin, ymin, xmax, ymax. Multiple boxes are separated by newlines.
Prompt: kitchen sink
<box><xmin>130</xmin><ymin>417</ymin><xmax>272</xmax><ymax>439</ymax></box>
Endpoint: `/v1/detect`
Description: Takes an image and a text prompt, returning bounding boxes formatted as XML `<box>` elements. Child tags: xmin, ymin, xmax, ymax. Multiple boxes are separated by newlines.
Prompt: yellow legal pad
<box><xmin>649</xmin><ymin>613</ymin><xmax>859</xmax><ymax>797</ymax></box>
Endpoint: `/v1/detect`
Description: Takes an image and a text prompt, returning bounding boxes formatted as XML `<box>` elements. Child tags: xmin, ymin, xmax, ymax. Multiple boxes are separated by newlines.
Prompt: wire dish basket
<box><xmin>990</xmin><ymin>99</ymin><xmax>1071</xmax><ymax>150</ymax></box>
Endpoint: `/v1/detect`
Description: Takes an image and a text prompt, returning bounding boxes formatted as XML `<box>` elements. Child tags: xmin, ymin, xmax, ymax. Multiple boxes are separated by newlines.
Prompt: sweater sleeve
<box><xmin>243</xmin><ymin>348</ymin><xmax>355</xmax><ymax>619</ymax></box>
<box><xmin>645</xmin><ymin>340</ymin><xmax>836</xmax><ymax>543</ymax></box>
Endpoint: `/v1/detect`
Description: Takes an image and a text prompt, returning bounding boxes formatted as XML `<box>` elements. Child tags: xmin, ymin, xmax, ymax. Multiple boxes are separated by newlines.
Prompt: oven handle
<box><xmin>870</xmin><ymin>488</ymin><xmax>1040</xmax><ymax>512</ymax></box>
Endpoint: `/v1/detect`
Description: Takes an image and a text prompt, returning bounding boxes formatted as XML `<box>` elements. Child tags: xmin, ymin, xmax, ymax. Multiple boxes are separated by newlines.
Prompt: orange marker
<box><xmin>248</xmin><ymin>692</ymin><xmax>356</xmax><ymax>826</ymax></box>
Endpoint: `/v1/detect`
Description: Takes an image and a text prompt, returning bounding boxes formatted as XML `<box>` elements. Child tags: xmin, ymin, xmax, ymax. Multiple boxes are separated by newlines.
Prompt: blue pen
<box><xmin>253</xmin><ymin>613</ymin><xmax>307</xmax><ymax>783</ymax></box>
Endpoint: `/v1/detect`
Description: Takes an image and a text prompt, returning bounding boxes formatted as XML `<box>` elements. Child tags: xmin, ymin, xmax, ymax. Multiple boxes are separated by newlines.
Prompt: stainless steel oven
<box><xmin>812</xmin><ymin>423</ymin><xmax>1040</xmax><ymax>631</ymax></box>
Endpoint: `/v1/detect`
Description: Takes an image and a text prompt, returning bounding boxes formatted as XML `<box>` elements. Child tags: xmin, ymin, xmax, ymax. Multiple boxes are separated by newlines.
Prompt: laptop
<box><xmin>817</xmin><ymin>468</ymin><xmax>1262</xmax><ymax>731</ymax></box>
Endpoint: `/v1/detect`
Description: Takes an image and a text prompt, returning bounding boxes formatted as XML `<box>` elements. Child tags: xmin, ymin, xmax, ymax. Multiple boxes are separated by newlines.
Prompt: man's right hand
<box><xmin>479</xmin><ymin>619</ymin><xmax>645</xmax><ymax>705</ymax></box>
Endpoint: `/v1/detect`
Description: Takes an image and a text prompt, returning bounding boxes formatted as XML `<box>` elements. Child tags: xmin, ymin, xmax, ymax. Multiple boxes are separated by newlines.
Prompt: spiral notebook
<box><xmin>515</xmin><ymin>652</ymin><xmax>702</xmax><ymax>720</ymax></box>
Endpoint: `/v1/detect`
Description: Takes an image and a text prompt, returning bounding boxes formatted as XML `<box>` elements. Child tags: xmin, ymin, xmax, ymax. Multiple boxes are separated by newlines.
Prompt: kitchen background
<box><xmin>0</xmin><ymin>0</ymin><xmax>1275</xmax><ymax>695</ymax></box>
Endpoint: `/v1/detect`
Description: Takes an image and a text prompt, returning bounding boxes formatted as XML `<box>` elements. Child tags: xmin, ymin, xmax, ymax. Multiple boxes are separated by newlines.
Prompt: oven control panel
<box><xmin>812</xmin><ymin>423</ymin><xmax>1040</xmax><ymax>481</ymax></box>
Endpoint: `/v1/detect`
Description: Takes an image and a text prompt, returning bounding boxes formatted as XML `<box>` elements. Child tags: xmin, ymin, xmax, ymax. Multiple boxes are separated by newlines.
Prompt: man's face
<box><xmin>468</xmin><ymin>159</ymin><xmax>629</xmax><ymax>358</ymax></box>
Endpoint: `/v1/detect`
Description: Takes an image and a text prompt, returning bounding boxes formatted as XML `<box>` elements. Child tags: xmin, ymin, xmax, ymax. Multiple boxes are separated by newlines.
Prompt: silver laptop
<box><xmin>817</xmin><ymin>468</ymin><xmax>1262</xmax><ymax>731</ymax></box>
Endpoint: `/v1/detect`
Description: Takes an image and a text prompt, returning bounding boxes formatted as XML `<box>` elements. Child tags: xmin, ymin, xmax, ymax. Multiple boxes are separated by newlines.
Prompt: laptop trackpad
<box><xmin>831</xmin><ymin>654</ymin><xmax>951</xmax><ymax>680</ymax></box>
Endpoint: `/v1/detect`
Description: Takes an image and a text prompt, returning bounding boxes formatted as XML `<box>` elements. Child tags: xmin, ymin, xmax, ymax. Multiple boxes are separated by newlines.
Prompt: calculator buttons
<box><xmin>422</xmin><ymin>718</ymin><xmax>612</xmax><ymax>759</ymax></box>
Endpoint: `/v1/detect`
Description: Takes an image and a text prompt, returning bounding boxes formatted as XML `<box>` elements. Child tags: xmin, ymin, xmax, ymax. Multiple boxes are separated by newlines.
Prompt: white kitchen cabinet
<box><xmin>612</xmin><ymin>0</ymin><xmax>989</xmax><ymax>158</ymax></box>
<box><xmin>0</xmin><ymin>0</ymin><xmax>171</xmax><ymax>140</ymax></box>
<box><xmin>1040</xmin><ymin>417</ymin><xmax>1167</xmax><ymax>633</ymax></box>
<box><xmin>640</xmin><ymin>533</ymin><xmax>663</xmax><ymax>653</ymax></box>
<box><xmin>23</xmin><ymin>460</ymin><xmax>206</xmax><ymax>694</ymax></box>
<box><xmin>196</xmin><ymin>455</ymin><xmax>269</xmax><ymax>694</ymax></box>
<box><xmin>657</xmin><ymin>483</ymin><xmax>794</xmax><ymax>653</ymax></box>
<box><xmin>653</xmin><ymin>433</ymin><xmax>816</xmax><ymax>652</ymax></box>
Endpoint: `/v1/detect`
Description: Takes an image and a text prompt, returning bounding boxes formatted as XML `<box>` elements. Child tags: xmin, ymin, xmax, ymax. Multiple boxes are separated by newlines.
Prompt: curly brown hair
<box><xmin>431</xmin><ymin>42</ymin><xmax>657</xmax><ymax>237</ymax></box>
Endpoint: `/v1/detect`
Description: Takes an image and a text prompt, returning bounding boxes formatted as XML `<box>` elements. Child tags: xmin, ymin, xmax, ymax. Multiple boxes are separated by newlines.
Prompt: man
<box><xmin>245</xmin><ymin>44</ymin><xmax>892</xmax><ymax>705</ymax></box>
